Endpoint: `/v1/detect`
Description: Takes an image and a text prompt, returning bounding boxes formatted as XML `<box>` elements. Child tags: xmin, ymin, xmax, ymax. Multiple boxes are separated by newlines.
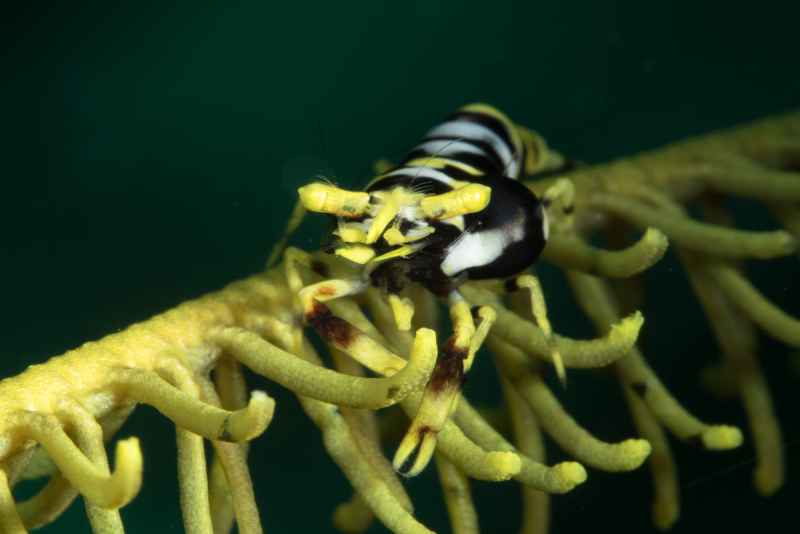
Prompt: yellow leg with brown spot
<box><xmin>392</xmin><ymin>293</ymin><xmax>493</xmax><ymax>477</ymax></box>
<box><xmin>299</xmin><ymin>279</ymin><xmax>367</xmax><ymax>317</ymax></box>
<box><xmin>262</xmin><ymin>294</ymin><xmax>409</xmax><ymax>378</ymax></box>
<box><xmin>283</xmin><ymin>246</ymin><xmax>368</xmax><ymax>360</ymax></box>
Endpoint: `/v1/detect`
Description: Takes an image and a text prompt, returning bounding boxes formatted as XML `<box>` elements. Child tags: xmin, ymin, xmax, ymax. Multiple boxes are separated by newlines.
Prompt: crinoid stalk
<box><xmin>0</xmin><ymin>110</ymin><xmax>798</xmax><ymax>534</ymax></box>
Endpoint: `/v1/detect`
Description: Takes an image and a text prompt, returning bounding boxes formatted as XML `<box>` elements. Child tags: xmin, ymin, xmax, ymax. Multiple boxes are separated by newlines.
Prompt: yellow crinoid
<box><xmin>0</xmin><ymin>107</ymin><xmax>798</xmax><ymax>534</ymax></box>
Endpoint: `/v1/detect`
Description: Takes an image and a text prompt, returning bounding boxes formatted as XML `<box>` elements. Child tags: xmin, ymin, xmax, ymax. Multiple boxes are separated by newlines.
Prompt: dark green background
<box><xmin>2</xmin><ymin>1</ymin><xmax>798</xmax><ymax>533</ymax></box>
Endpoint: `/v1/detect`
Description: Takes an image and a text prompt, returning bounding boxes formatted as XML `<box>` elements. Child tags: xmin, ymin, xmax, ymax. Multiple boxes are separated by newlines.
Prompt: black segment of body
<box><xmin>460</xmin><ymin>174</ymin><xmax>547</xmax><ymax>280</ymax></box>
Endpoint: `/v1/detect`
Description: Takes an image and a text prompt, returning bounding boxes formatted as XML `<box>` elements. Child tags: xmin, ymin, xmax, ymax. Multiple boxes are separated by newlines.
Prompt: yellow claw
<box><xmin>366</xmin><ymin>201</ymin><xmax>400</xmax><ymax>244</ymax></box>
<box><xmin>389</xmin><ymin>294</ymin><xmax>415</xmax><ymax>331</ymax></box>
<box><xmin>298</xmin><ymin>183</ymin><xmax>371</xmax><ymax>217</ymax></box>
<box><xmin>385</xmin><ymin>224</ymin><xmax>435</xmax><ymax>245</ymax></box>
<box><xmin>336</xmin><ymin>222</ymin><xmax>368</xmax><ymax>243</ymax></box>
<box><xmin>383</xmin><ymin>225</ymin><xmax>407</xmax><ymax>246</ymax></box>
<box><xmin>335</xmin><ymin>245</ymin><xmax>376</xmax><ymax>264</ymax></box>
<box><xmin>420</xmin><ymin>184</ymin><xmax>491</xmax><ymax>220</ymax></box>
<box><xmin>371</xmin><ymin>245</ymin><xmax>417</xmax><ymax>264</ymax></box>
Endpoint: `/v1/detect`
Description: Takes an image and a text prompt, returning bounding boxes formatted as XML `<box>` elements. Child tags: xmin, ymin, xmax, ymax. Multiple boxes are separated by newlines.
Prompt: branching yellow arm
<box><xmin>683</xmin><ymin>254</ymin><xmax>785</xmax><ymax>497</ymax></box>
<box><xmin>453</xmin><ymin>391</ymin><xmax>587</xmax><ymax>493</ymax></box>
<box><xmin>588</xmin><ymin>193</ymin><xmax>796</xmax><ymax>259</ymax></box>
<box><xmin>462</xmin><ymin>283</ymin><xmax>644</xmax><ymax>369</ymax></box>
<box><xmin>212</xmin><ymin>326</ymin><xmax>436</xmax><ymax>410</ymax></box>
<box><xmin>567</xmin><ymin>270</ymin><xmax>744</xmax><ymax>450</ymax></box>
<box><xmin>9</xmin><ymin>411</ymin><xmax>143</xmax><ymax>510</ymax></box>
<box><xmin>543</xmin><ymin>227</ymin><xmax>669</xmax><ymax>278</ymax></box>
<box><xmin>493</xmin><ymin>337</ymin><xmax>651</xmax><ymax>472</ymax></box>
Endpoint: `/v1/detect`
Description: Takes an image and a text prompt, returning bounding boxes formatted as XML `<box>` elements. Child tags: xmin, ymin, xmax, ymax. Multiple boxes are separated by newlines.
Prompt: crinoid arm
<box><xmin>0</xmin><ymin>110</ymin><xmax>798</xmax><ymax>534</ymax></box>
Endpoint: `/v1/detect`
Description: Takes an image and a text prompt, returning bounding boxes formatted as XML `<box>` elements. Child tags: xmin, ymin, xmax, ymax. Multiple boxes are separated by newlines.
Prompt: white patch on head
<box><xmin>441</xmin><ymin>209</ymin><xmax>527</xmax><ymax>276</ymax></box>
<box><xmin>441</xmin><ymin>229</ymin><xmax>504</xmax><ymax>276</ymax></box>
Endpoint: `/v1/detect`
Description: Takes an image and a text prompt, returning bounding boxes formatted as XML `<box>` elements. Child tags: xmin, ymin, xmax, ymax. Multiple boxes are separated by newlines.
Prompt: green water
<box><xmin>2</xmin><ymin>1</ymin><xmax>797</xmax><ymax>532</ymax></box>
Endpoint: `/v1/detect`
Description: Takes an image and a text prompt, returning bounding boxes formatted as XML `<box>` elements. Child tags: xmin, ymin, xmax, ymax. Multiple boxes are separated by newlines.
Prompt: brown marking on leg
<box><xmin>316</xmin><ymin>285</ymin><xmax>336</xmax><ymax>297</ymax></box>
<box><xmin>306</xmin><ymin>302</ymin><xmax>355</xmax><ymax>348</ymax></box>
<box><xmin>428</xmin><ymin>338</ymin><xmax>467</xmax><ymax>394</ymax></box>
